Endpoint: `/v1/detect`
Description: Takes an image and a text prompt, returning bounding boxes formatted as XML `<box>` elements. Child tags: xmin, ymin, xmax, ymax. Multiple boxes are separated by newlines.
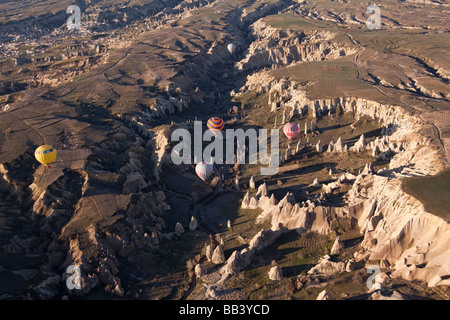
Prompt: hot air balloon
<box><xmin>35</xmin><ymin>145</ymin><xmax>57</xmax><ymax>167</ymax></box>
<box><xmin>227</xmin><ymin>43</ymin><xmax>236</xmax><ymax>54</ymax></box>
<box><xmin>207</xmin><ymin>117</ymin><xmax>225</xmax><ymax>136</ymax></box>
<box><xmin>195</xmin><ymin>161</ymin><xmax>213</xmax><ymax>181</ymax></box>
<box><xmin>283</xmin><ymin>123</ymin><xmax>299</xmax><ymax>141</ymax></box>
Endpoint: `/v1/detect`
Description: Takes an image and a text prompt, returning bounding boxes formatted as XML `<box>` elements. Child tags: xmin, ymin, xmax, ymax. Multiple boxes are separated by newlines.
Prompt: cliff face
<box><xmin>232</xmin><ymin>50</ymin><xmax>449</xmax><ymax>286</ymax></box>
<box><xmin>349</xmin><ymin>174</ymin><xmax>450</xmax><ymax>286</ymax></box>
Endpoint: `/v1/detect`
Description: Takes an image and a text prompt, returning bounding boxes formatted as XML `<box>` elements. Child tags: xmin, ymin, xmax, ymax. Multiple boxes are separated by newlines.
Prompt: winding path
<box><xmin>346</xmin><ymin>32</ymin><xmax>449</xmax><ymax>166</ymax></box>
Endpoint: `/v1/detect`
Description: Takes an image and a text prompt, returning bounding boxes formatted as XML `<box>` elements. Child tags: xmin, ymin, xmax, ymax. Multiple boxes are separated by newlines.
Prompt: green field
<box><xmin>402</xmin><ymin>168</ymin><xmax>450</xmax><ymax>222</ymax></box>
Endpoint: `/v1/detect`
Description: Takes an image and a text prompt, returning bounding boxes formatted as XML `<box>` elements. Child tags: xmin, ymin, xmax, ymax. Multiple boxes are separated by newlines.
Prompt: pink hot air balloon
<box><xmin>283</xmin><ymin>123</ymin><xmax>299</xmax><ymax>140</ymax></box>
<box><xmin>195</xmin><ymin>161</ymin><xmax>214</xmax><ymax>181</ymax></box>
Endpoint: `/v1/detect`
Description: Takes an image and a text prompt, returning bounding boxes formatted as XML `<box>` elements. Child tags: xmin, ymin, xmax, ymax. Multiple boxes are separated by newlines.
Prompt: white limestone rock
<box><xmin>316</xmin><ymin>290</ymin><xmax>334</xmax><ymax>300</ymax></box>
<box><xmin>256</xmin><ymin>182</ymin><xmax>268</xmax><ymax>198</ymax></box>
<box><xmin>211</xmin><ymin>246</ymin><xmax>226</xmax><ymax>264</ymax></box>
<box><xmin>205</xmin><ymin>245</ymin><xmax>213</xmax><ymax>261</ymax></box>
<box><xmin>345</xmin><ymin>259</ymin><xmax>357</xmax><ymax>272</ymax></box>
<box><xmin>353</xmin><ymin>134</ymin><xmax>366</xmax><ymax>152</ymax></box>
<box><xmin>195</xmin><ymin>264</ymin><xmax>206</xmax><ymax>277</ymax></box>
<box><xmin>312</xmin><ymin>178</ymin><xmax>321</xmax><ymax>187</ymax></box>
<box><xmin>249</xmin><ymin>176</ymin><xmax>255</xmax><ymax>189</ymax></box>
<box><xmin>308</xmin><ymin>255</ymin><xmax>345</xmax><ymax>275</ymax></box>
<box><xmin>316</xmin><ymin>140</ymin><xmax>323</xmax><ymax>153</ymax></box>
<box><xmin>296</xmin><ymin>140</ymin><xmax>302</xmax><ymax>153</ymax></box>
<box><xmin>334</xmin><ymin>137</ymin><xmax>344</xmax><ymax>151</ymax></box>
<box><xmin>268</xmin><ymin>265</ymin><xmax>283</xmax><ymax>281</ymax></box>
<box><xmin>327</xmin><ymin>141</ymin><xmax>334</xmax><ymax>152</ymax></box>
<box><xmin>330</xmin><ymin>236</ymin><xmax>345</xmax><ymax>255</ymax></box>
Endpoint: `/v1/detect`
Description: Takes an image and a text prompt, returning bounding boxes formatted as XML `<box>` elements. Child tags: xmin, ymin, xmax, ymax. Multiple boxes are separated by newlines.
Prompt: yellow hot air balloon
<box><xmin>34</xmin><ymin>145</ymin><xmax>57</xmax><ymax>167</ymax></box>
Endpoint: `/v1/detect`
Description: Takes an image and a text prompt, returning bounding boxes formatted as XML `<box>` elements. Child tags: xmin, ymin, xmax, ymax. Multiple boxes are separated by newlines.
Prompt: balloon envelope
<box><xmin>283</xmin><ymin>123</ymin><xmax>299</xmax><ymax>140</ymax></box>
<box><xmin>227</xmin><ymin>43</ymin><xmax>236</xmax><ymax>54</ymax></box>
<box><xmin>35</xmin><ymin>145</ymin><xmax>57</xmax><ymax>167</ymax></box>
<box><xmin>195</xmin><ymin>161</ymin><xmax>213</xmax><ymax>181</ymax></box>
<box><xmin>207</xmin><ymin>117</ymin><xmax>225</xmax><ymax>136</ymax></box>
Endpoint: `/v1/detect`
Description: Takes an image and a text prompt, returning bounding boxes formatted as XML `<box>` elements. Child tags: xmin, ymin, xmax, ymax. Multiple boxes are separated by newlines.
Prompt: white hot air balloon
<box><xmin>195</xmin><ymin>161</ymin><xmax>214</xmax><ymax>181</ymax></box>
<box><xmin>227</xmin><ymin>43</ymin><xmax>236</xmax><ymax>54</ymax></box>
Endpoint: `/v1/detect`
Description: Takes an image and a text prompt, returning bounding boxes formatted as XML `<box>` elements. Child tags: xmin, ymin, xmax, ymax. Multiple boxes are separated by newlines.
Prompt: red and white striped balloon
<box><xmin>195</xmin><ymin>161</ymin><xmax>213</xmax><ymax>181</ymax></box>
<box><xmin>283</xmin><ymin>122</ymin><xmax>299</xmax><ymax>140</ymax></box>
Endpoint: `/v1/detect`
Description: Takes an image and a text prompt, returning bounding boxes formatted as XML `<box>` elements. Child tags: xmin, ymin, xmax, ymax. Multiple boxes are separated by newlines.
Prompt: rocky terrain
<box><xmin>0</xmin><ymin>0</ymin><xmax>449</xmax><ymax>300</ymax></box>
